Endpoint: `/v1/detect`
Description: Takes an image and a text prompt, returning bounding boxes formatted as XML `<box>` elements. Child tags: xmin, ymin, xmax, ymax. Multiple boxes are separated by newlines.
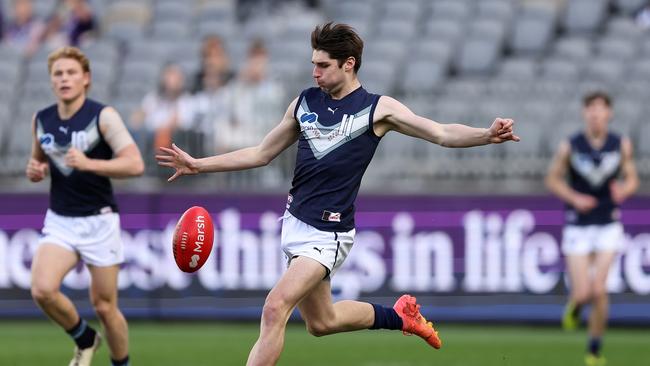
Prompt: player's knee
<box><xmin>261</xmin><ymin>297</ymin><xmax>290</xmax><ymax>326</ymax></box>
<box><xmin>30</xmin><ymin>283</ymin><xmax>58</xmax><ymax>305</ymax></box>
<box><xmin>591</xmin><ymin>284</ymin><xmax>608</xmax><ymax>299</ymax></box>
<box><xmin>92</xmin><ymin>298</ymin><xmax>115</xmax><ymax>320</ymax></box>
<box><xmin>305</xmin><ymin>320</ymin><xmax>333</xmax><ymax>337</ymax></box>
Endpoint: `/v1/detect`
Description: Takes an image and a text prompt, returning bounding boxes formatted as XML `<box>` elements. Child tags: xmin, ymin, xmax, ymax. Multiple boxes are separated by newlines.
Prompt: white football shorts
<box><xmin>561</xmin><ymin>222</ymin><xmax>625</xmax><ymax>256</ymax></box>
<box><xmin>38</xmin><ymin>209</ymin><xmax>124</xmax><ymax>266</ymax></box>
<box><xmin>280</xmin><ymin>210</ymin><xmax>354</xmax><ymax>278</ymax></box>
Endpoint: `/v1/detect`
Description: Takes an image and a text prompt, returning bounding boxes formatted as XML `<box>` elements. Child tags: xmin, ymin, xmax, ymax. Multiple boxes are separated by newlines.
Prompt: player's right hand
<box><xmin>156</xmin><ymin>143</ymin><xmax>199</xmax><ymax>182</ymax></box>
<box><xmin>488</xmin><ymin>118</ymin><xmax>520</xmax><ymax>144</ymax></box>
<box><xmin>26</xmin><ymin>158</ymin><xmax>48</xmax><ymax>182</ymax></box>
<box><xmin>572</xmin><ymin>193</ymin><xmax>597</xmax><ymax>214</ymax></box>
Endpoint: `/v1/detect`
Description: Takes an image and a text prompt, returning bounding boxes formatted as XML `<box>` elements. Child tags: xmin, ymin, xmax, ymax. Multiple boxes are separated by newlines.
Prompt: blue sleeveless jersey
<box><xmin>35</xmin><ymin>99</ymin><xmax>118</xmax><ymax>216</ymax></box>
<box><xmin>288</xmin><ymin>86</ymin><xmax>381</xmax><ymax>232</ymax></box>
<box><xmin>566</xmin><ymin>132</ymin><xmax>622</xmax><ymax>226</ymax></box>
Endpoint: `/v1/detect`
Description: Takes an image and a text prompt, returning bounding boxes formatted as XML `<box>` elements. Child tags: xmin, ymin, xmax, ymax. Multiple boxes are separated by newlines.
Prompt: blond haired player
<box><xmin>27</xmin><ymin>46</ymin><xmax>144</xmax><ymax>366</ymax></box>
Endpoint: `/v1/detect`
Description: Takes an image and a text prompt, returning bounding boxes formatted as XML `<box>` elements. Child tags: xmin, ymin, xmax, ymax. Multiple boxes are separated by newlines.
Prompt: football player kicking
<box><xmin>157</xmin><ymin>22</ymin><xmax>519</xmax><ymax>366</ymax></box>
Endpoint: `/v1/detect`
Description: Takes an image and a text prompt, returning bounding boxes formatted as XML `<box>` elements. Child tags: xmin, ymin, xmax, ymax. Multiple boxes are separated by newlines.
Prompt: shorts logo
<box><xmin>286</xmin><ymin>194</ymin><xmax>293</xmax><ymax>209</ymax></box>
<box><xmin>321</xmin><ymin>210</ymin><xmax>341</xmax><ymax>222</ymax></box>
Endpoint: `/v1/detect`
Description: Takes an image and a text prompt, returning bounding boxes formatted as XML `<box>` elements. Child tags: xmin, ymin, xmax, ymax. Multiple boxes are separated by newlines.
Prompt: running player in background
<box><xmin>26</xmin><ymin>47</ymin><xmax>144</xmax><ymax>366</ymax></box>
<box><xmin>157</xmin><ymin>22</ymin><xmax>519</xmax><ymax>366</ymax></box>
<box><xmin>545</xmin><ymin>91</ymin><xmax>639</xmax><ymax>366</ymax></box>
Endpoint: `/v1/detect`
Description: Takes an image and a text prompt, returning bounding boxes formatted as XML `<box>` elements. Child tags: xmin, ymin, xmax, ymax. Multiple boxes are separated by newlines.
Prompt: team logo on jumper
<box><xmin>297</xmin><ymin>99</ymin><xmax>372</xmax><ymax>159</ymax></box>
<box><xmin>39</xmin><ymin>133</ymin><xmax>56</xmax><ymax>153</ymax></box>
<box><xmin>570</xmin><ymin>151</ymin><xmax>621</xmax><ymax>188</ymax></box>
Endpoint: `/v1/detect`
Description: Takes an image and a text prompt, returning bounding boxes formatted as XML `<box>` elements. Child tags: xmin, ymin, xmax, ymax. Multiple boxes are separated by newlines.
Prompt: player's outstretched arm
<box><xmin>373</xmin><ymin>96</ymin><xmax>520</xmax><ymax>147</ymax></box>
<box><xmin>156</xmin><ymin>98</ymin><xmax>300</xmax><ymax>182</ymax></box>
<box><xmin>64</xmin><ymin>107</ymin><xmax>145</xmax><ymax>178</ymax></box>
<box><xmin>26</xmin><ymin>114</ymin><xmax>49</xmax><ymax>182</ymax></box>
<box><xmin>610</xmin><ymin>137</ymin><xmax>639</xmax><ymax>204</ymax></box>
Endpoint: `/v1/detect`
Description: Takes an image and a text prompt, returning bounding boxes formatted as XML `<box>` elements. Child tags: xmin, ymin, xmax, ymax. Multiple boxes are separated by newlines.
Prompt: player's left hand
<box><xmin>65</xmin><ymin>147</ymin><xmax>90</xmax><ymax>171</ymax></box>
<box><xmin>488</xmin><ymin>118</ymin><xmax>520</xmax><ymax>144</ymax></box>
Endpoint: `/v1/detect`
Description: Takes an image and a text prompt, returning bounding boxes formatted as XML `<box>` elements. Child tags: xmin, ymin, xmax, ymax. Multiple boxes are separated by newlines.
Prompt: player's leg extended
<box><xmin>247</xmin><ymin>256</ymin><xmax>327</xmax><ymax>366</ymax></box>
<box><xmin>586</xmin><ymin>251</ymin><xmax>617</xmax><ymax>358</ymax></box>
<box><xmin>88</xmin><ymin>264</ymin><xmax>129</xmax><ymax>363</ymax></box>
<box><xmin>297</xmin><ymin>279</ymin><xmax>374</xmax><ymax>336</ymax></box>
<box><xmin>563</xmin><ymin>254</ymin><xmax>592</xmax><ymax>330</ymax></box>
<box><xmin>31</xmin><ymin>243</ymin><xmax>81</xmax><ymax>328</ymax></box>
<box><xmin>298</xmin><ymin>284</ymin><xmax>441</xmax><ymax>348</ymax></box>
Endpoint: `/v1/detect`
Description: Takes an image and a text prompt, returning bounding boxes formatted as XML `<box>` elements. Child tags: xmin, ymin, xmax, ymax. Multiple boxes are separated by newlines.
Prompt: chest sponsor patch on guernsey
<box><xmin>321</xmin><ymin>210</ymin><xmax>341</xmax><ymax>222</ymax></box>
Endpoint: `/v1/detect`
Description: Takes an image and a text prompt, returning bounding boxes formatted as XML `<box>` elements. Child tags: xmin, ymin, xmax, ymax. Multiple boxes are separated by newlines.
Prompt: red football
<box><xmin>172</xmin><ymin>206</ymin><xmax>214</xmax><ymax>273</ymax></box>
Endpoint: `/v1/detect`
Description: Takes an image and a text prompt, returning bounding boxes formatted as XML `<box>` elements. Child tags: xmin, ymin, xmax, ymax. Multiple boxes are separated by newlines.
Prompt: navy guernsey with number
<box><xmin>288</xmin><ymin>86</ymin><xmax>381</xmax><ymax>232</ymax></box>
<box><xmin>35</xmin><ymin>99</ymin><xmax>118</xmax><ymax>216</ymax></box>
<box><xmin>566</xmin><ymin>131</ymin><xmax>622</xmax><ymax>226</ymax></box>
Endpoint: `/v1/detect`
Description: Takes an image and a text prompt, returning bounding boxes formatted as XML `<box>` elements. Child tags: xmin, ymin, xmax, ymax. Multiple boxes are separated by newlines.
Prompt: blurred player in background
<box><xmin>545</xmin><ymin>91</ymin><xmax>639</xmax><ymax>366</ymax></box>
<box><xmin>26</xmin><ymin>46</ymin><xmax>144</xmax><ymax>366</ymax></box>
<box><xmin>157</xmin><ymin>22</ymin><xmax>519</xmax><ymax>366</ymax></box>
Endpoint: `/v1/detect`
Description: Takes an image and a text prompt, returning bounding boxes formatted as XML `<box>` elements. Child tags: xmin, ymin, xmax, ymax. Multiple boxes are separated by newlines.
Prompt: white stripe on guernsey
<box><xmin>570</xmin><ymin>151</ymin><xmax>621</xmax><ymax>188</ymax></box>
<box><xmin>36</xmin><ymin>117</ymin><xmax>101</xmax><ymax>176</ymax></box>
<box><xmin>296</xmin><ymin>103</ymin><xmax>373</xmax><ymax>160</ymax></box>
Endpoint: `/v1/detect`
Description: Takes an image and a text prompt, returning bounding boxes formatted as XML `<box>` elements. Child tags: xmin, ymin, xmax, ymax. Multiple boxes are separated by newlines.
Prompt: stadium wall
<box><xmin>1</xmin><ymin>193</ymin><xmax>649</xmax><ymax>324</ymax></box>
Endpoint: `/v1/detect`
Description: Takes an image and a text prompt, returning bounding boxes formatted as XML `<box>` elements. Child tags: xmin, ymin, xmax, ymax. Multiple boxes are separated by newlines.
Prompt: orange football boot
<box><xmin>393</xmin><ymin>294</ymin><xmax>442</xmax><ymax>349</ymax></box>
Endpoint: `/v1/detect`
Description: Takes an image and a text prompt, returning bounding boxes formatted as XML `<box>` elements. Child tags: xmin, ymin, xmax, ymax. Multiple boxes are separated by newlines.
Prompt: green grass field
<box><xmin>0</xmin><ymin>321</ymin><xmax>646</xmax><ymax>365</ymax></box>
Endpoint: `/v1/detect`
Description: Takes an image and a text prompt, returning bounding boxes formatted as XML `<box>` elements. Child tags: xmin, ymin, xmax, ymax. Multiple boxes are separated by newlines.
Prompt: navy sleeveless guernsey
<box><xmin>288</xmin><ymin>86</ymin><xmax>381</xmax><ymax>232</ymax></box>
<box><xmin>35</xmin><ymin>99</ymin><xmax>118</xmax><ymax>216</ymax></box>
<box><xmin>566</xmin><ymin>132</ymin><xmax>622</xmax><ymax>226</ymax></box>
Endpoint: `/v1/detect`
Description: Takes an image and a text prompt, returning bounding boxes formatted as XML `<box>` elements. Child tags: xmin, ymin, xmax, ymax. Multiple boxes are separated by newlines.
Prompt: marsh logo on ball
<box><xmin>172</xmin><ymin>206</ymin><xmax>214</xmax><ymax>273</ymax></box>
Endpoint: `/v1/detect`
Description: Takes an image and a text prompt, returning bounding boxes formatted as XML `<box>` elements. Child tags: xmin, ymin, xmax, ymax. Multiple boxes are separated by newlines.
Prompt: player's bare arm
<box><xmin>610</xmin><ymin>137</ymin><xmax>639</xmax><ymax>204</ymax></box>
<box><xmin>26</xmin><ymin>114</ymin><xmax>49</xmax><ymax>182</ymax></box>
<box><xmin>545</xmin><ymin>140</ymin><xmax>597</xmax><ymax>213</ymax></box>
<box><xmin>64</xmin><ymin>107</ymin><xmax>144</xmax><ymax>178</ymax></box>
<box><xmin>373</xmin><ymin>96</ymin><xmax>520</xmax><ymax>147</ymax></box>
<box><xmin>157</xmin><ymin>98</ymin><xmax>300</xmax><ymax>182</ymax></box>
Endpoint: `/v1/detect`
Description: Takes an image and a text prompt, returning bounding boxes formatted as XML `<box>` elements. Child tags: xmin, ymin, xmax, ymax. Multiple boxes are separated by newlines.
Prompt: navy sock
<box><xmin>112</xmin><ymin>355</ymin><xmax>130</xmax><ymax>366</ymax></box>
<box><xmin>588</xmin><ymin>337</ymin><xmax>602</xmax><ymax>356</ymax></box>
<box><xmin>369</xmin><ymin>304</ymin><xmax>403</xmax><ymax>330</ymax></box>
<box><xmin>65</xmin><ymin>318</ymin><xmax>96</xmax><ymax>349</ymax></box>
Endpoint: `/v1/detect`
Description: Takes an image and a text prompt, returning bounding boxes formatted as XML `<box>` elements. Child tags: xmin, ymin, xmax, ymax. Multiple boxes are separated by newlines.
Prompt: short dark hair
<box><xmin>311</xmin><ymin>22</ymin><xmax>363</xmax><ymax>73</ymax></box>
<box><xmin>583</xmin><ymin>91</ymin><xmax>612</xmax><ymax>108</ymax></box>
